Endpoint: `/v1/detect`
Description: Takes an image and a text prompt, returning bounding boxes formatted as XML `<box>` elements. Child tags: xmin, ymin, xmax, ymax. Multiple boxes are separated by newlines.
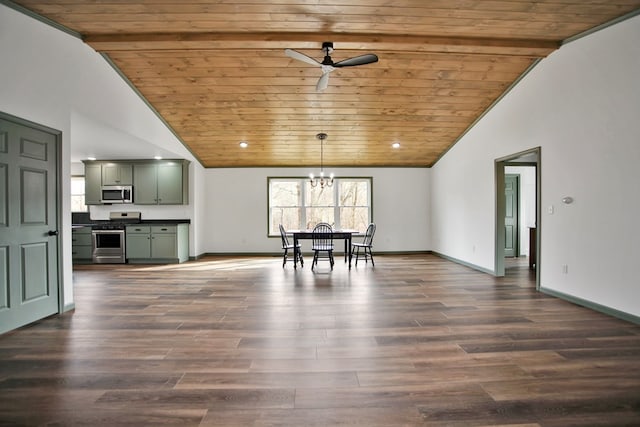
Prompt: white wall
<box><xmin>203</xmin><ymin>167</ymin><xmax>431</xmax><ymax>254</ymax></box>
<box><xmin>430</xmin><ymin>141</ymin><xmax>497</xmax><ymax>269</ymax></box>
<box><xmin>190</xmin><ymin>162</ymin><xmax>208</xmax><ymax>257</ymax></box>
<box><xmin>432</xmin><ymin>15</ymin><xmax>640</xmax><ymax>317</ymax></box>
<box><xmin>0</xmin><ymin>5</ymin><xmax>203</xmax><ymax>307</ymax></box>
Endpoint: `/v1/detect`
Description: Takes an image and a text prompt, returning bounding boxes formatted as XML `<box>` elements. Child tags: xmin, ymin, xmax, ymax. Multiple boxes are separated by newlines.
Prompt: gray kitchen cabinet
<box><xmin>133</xmin><ymin>160</ymin><xmax>189</xmax><ymax>205</ymax></box>
<box><xmin>131</xmin><ymin>164</ymin><xmax>157</xmax><ymax>205</ymax></box>
<box><xmin>126</xmin><ymin>224</ymin><xmax>189</xmax><ymax>263</ymax></box>
<box><xmin>151</xmin><ymin>228</ymin><xmax>180</xmax><ymax>259</ymax></box>
<box><xmin>157</xmin><ymin>163</ymin><xmax>185</xmax><ymax>204</ymax></box>
<box><xmin>84</xmin><ymin>163</ymin><xmax>102</xmax><ymax>205</ymax></box>
<box><xmin>71</xmin><ymin>227</ymin><xmax>92</xmax><ymax>262</ymax></box>
<box><xmin>102</xmin><ymin>163</ymin><xmax>132</xmax><ymax>185</ymax></box>
<box><xmin>125</xmin><ymin>225</ymin><xmax>151</xmax><ymax>258</ymax></box>
<box><xmin>83</xmin><ymin>159</ymin><xmax>188</xmax><ymax>205</ymax></box>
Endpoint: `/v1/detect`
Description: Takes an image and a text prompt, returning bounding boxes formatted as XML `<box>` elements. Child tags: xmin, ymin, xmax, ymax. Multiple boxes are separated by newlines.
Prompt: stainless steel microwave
<box><xmin>101</xmin><ymin>185</ymin><xmax>133</xmax><ymax>204</ymax></box>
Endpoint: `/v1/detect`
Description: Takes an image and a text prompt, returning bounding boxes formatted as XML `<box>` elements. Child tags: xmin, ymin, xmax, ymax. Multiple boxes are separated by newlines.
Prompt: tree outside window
<box><xmin>269</xmin><ymin>180</ymin><xmax>301</xmax><ymax>233</ymax></box>
<box><xmin>269</xmin><ymin>177</ymin><xmax>371</xmax><ymax>235</ymax></box>
<box><xmin>339</xmin><ymin>180</ymin><xmax>369</xmax><ymax>231</ymax></box>
<box><xmin>305</xmin><ymin>182</ymin><xmax>334</xmax><ymax>228</ymax></box>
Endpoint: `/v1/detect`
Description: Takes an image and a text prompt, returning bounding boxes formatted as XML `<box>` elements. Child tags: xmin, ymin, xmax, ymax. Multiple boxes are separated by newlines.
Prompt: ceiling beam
<box><xmin>85</xmin><ymin>32</ymin><xmax>559</xmax><ymax>57</ymax></box>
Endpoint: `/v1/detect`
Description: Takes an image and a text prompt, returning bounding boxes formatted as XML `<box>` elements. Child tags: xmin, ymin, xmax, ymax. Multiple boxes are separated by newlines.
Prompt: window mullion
<box><xmin>300</xmin><ymin>178</ymin><xmax>307</xmax><ymax>230</ymax></box>
<box><xmin>334</xmin><ymin>180</ymin><xmax>340</xmax><ymax>229</ymax></box>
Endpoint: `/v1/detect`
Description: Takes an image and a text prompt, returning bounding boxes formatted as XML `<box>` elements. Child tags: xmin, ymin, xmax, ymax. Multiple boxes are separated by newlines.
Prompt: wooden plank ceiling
<box><xmin>11</xmin><ymin>1</ymin><xmax>640</xmax><ymax>168</ymax></box>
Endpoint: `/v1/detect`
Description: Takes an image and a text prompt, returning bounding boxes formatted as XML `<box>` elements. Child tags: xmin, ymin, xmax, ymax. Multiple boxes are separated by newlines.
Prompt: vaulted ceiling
<box><xmin>9</xmin><ymin>1</ymin><xmax>640</xmax><ymax>168</ymax></box>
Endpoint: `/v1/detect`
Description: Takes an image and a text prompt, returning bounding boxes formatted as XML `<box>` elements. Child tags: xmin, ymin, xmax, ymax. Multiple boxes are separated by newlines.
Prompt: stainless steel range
<box><xmin>92</xmin><ymin>211</ymin><xmax>141</xmax><ymax>264</ymax></box>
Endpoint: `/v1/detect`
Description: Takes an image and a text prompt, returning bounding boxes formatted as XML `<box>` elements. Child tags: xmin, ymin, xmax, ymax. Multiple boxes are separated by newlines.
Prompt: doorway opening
<box><xmin>495</xmin><ymin>147</ymin><xmax>540</xmax><ymax>289</ymax></box>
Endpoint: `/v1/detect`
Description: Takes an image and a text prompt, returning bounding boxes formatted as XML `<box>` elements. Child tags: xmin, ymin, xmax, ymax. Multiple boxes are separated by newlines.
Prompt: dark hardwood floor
<box><xmin>1</xmin><ymin>254</ymin><xmax>639</xmax><ymax>426</ymax></box>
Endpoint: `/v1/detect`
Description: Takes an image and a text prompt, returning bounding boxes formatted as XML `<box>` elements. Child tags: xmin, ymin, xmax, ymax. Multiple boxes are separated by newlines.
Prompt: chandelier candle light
<box><xmin>309</xmin><ymin>132</ymin><xmax>334</xmax><ymax>188</ymax></box>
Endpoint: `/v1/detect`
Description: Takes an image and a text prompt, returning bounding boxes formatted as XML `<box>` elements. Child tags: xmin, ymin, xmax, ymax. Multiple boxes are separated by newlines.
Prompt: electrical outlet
<box><xmin>562</xmin><ymin>264</ymin><xmax>568</xmax><ymax>274</ymax></box>
<box><xmin>548</xmin><ymin>205</ymin><xmax>554</xmax><ymax>214</ymax></box>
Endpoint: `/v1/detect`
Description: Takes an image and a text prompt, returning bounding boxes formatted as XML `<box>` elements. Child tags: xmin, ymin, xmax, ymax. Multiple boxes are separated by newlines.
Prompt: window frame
<box><xmin>268</xmin><ymin>176</ymin><xmax>373</xmax><ymax>237</ymax></box>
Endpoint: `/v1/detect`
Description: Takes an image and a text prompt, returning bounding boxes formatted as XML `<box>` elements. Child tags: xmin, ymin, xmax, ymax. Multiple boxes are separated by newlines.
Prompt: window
<box><xmin>269</xmin><ymin>180</ymin><xmax>302</xmax><ymax>233</ymax></box>
<box><xmin>338</xmin><ymin>180</ymin><xmax>370</xmax><ymax>231</ymax></box>
<box><xmin>71</xmin><ymin>176</ymin><xmax>88</xmax><ymax>212</ymax></box>
<box><xmin>269</xmin><ymin>177</ymin><xmax>372</xmax><ymax>235</ymax></box>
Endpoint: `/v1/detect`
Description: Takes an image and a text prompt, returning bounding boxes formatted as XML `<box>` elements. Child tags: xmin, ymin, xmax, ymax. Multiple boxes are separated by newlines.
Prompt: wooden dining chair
<box><xmin>279</xmin><ymin>224</ymin><xmax>303</xmax><ymax>268</ymax></box>
<box><xmin>352</xmin><ymin>222</ymin><xmax>376</xmax><ymax>266</ymax></box>
<box><xmin>311</xmin><ymin>222</ymin><xmax>334</xmax><ymax>270</ymax></box>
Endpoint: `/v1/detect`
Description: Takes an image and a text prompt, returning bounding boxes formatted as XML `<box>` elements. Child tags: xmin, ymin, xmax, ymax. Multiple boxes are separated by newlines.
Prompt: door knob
<box><xmin>48</xmin><ymin>230</ymin><xmax>59</xmax><ymax>236</ymax></box>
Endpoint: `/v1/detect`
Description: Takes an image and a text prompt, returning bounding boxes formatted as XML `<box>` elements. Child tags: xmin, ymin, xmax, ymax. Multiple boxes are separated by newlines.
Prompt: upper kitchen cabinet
<box><xmin>83</xmin><ymin>159</ymin><xmax>189</xmax><ymax>205</ymax></box>
<box><xmin>133</xmin><ymin>160</ymin><xmax>189</xmax><ymax>205</ymax></box>
<box><xmin>84</xmin><ymin>162</ymin><xmax>102</xmax><ymax>205</ymax></box>
<box><xmin>102</xmin><ymin>163</ymin><xmax>132</xmax><ymax>186</ymax></box>
<box><xmin>83</xmin><ymin>160</ymin><xmax>132</xmax><ymax>205</ymax></box>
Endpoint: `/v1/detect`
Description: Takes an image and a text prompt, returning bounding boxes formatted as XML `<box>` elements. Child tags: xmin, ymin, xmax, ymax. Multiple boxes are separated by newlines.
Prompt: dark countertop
<box><xmin>138</xmin><ymin>219</ymin><xmax>191</xmax><ymax>225</ymax></box>
<box><xmin>72</xmin><ymin>219</ymin><xmax>191</xmax><ymax>227</ymax></box>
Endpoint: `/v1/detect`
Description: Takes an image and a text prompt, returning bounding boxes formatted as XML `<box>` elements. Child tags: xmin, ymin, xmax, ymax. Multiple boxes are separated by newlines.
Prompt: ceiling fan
<box><xmin>285</xmin><ymin>42</ymin><xmax>378</xmax><ymax>91</ymax></box>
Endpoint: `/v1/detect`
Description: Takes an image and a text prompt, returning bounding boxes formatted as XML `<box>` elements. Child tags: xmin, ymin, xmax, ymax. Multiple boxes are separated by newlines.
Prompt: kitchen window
<box><xmin>268</xmin><ymin>177</ymin><xmax>372</xmax><ymax>235</ymax></box>
<box><xmin>71</xmin><ymin>175</ymin><xmax>88</xmax><ymax>212</ymax></box>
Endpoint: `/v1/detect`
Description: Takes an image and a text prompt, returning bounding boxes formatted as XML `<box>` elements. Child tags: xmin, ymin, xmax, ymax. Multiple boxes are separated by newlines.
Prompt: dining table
<box><xmin>289</xmin><ymin>229</ymin><xmax>359</xmax><ymax>269</ymax></box>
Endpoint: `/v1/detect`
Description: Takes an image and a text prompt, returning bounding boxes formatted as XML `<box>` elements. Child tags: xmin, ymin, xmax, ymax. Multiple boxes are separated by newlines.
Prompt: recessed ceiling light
<box><xmin>239</xmin><ymin>141</ymin><xmax>248</xmax><ymax>148</ymax></box>
<box><xmin>154</xmin><ymin>155</ymin><xmax>163</xmax><ymax>160</ymax></box>
<box><xmin>87</xmin><ymin>156</ymin><xmax>96</xmax><ymax>161</ymax></box>
<box><xmin>392</xmin><ymin>142</ymin><xmax>401</xmax><ymax>149</ymax></box>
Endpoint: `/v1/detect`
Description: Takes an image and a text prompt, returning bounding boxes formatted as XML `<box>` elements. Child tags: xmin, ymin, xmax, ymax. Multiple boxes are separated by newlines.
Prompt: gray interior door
<box><xmin>504</xmin><ymin>174</ymin><xmax>519</xmax><ymax>258</ymax></box>
<box><xmin>0</xmin><ymin>114</ymin><xmax>60</xmax><ymax>335</ymax></box>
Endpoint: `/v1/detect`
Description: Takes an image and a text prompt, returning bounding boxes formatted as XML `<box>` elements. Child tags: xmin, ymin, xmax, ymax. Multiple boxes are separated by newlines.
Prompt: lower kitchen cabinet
<box><xmin>125</xmin><ymin>224</ymin><xmax>189</xmax><ymax>263</ymax></box>
<box><xmin>71</xmin><ymin>227</ymin><xmax>92</xmax><ymax>263</ymax></box>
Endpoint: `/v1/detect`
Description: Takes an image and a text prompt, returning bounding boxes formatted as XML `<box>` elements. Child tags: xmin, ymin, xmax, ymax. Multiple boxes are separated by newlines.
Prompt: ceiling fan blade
<box><xmin>316</xmin><ymin>72</ymin><xmax>330</xmax><ymax>92</ymax></box>
<box><xmin>285</xmin><ymin>48</ymin><xmax>321</xmax><ymax>67</ymax></box>
<box><xmin>334</xmin><ymin>53</ymin><xmax>379</xmax><ymax>68</ymax></box>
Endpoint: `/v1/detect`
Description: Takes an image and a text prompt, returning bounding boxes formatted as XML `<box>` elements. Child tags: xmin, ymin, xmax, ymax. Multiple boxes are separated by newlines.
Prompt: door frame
<box><xmin>0</xmin><ymin>111</ymin><xmax>64</xmax><ymax>315</ymax></box>
<box><xmin>495</xmin><ymin>147</ymin><xmax>541</xmax><ymax>289</ymax></box>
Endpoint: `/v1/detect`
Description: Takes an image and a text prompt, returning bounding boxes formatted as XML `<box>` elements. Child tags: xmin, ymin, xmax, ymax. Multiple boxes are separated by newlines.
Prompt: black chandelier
<box><xmin>309</xmin><ymin>132</ymin><xmax>334</xmax><ymax>188</ymax></box>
